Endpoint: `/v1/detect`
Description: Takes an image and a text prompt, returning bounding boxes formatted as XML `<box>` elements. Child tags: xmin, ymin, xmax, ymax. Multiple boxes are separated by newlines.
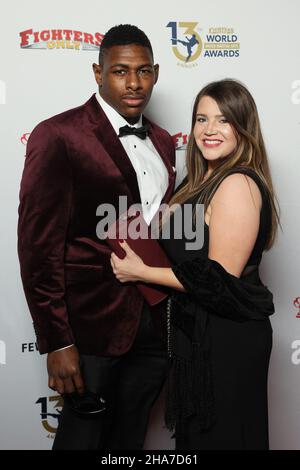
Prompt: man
<box><xmin>18</xmin><ymin>24</ymin><xmax>176</xmax><ymax>449</ymax></box>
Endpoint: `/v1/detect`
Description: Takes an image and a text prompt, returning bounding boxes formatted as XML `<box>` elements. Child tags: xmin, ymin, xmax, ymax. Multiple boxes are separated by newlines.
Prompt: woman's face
<box><xmin>194</xmin><ymin>95</ymin><xmax>238</xmax><ymax>168</ymax></box>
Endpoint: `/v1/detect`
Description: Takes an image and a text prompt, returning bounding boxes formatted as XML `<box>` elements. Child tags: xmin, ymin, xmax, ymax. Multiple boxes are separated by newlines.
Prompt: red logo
<box><xmin>293</xmin><ymin>297</ymin><xmax>300</xmax><ymax>318</ymax></box>
<box><xmin>19</xmin><ymin>29</ymin><xmax>104</xmax><ymax>51</ymax></box>
<box><xmin>20</xmin><ymin>132</ymin><xmax>31</xmax><ymax>145</ymax></box>
<box><xmin>172</xmin><ymin>132</ymin><xmax>189</xmax><ymax>150</ymax></box>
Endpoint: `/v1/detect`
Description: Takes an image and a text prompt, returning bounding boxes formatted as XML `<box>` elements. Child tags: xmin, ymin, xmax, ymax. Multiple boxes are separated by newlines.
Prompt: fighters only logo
<box><xmin>19</xmin><ymin>28</ymin><xmax>104</xmax><ymax>51</ymax></box>
<box><xmin>293</xmin><ymin>297</ymin><xmax>300</xmax><ymax>318</ymax></box>
<box><xmin>20</xmin><ymin>133</ymin><xmax>31</xmax><ymax>145</ymax></box>
<box><xmin>21</xmin><ymin>130</ymin><xmax>188</xmax><ymax>151</ymax></box>
<box><xmin>173</xmin><ymin>131</ymin><xmax>189</xmax><ymax>151</ymax></box>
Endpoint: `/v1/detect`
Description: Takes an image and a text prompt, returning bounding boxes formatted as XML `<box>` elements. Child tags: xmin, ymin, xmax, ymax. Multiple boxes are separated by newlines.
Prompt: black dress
<box><xmin>159</xmin><ymin>168</ymin><xmax>274</xmax><ymax>450</ymax></box>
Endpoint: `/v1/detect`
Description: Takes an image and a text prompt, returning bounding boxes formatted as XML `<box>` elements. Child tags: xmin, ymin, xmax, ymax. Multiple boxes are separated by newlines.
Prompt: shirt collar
<box><xmin>96</xmin><ymin>93</ymin><xmax>143</xmax><ymax>135</ymax></box>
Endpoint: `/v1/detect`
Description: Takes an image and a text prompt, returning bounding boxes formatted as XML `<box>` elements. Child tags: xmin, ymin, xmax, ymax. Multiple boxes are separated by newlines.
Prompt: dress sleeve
<box><xmin>172</xmin><ymin>253</ymin><xmax>274</xmax><ymax>321</ymax></box>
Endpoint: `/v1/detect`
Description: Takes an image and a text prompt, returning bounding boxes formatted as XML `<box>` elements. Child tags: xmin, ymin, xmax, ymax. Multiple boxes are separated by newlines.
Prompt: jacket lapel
<box><xmin>85</xmin><ymin>94</ymin><xmax>175</xmax><ymax>207</ymax></box>
<box><xmin>86</xmin><ymin>94</ymin><xmax>141</xmax><ymax>204</ymax></box>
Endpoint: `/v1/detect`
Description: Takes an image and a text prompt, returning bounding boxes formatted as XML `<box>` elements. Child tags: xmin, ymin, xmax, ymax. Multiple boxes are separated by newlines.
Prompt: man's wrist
<box><xmin>54</xmin><ymin>344</ymin><xmax>74</xmax><ymax>353</ymax></box>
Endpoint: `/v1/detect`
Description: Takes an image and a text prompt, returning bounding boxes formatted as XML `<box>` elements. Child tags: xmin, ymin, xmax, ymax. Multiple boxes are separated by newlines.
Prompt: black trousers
<box><xmin>53</xmin><ymin>302</ymin><xmax>168</xmax><ymax>450</ymax></box>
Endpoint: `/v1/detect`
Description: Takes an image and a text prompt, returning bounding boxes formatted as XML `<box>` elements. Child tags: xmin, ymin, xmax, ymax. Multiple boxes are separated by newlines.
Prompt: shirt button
<box><xmin>134</xmin><ymin>145</ymin><xmax>137</xmax><ymax>148</ymax></box>
<box><xmin>146</xmin><ymin>201</ymin><xmax>149</xmax><ymax>205</ymax></box>
<box><xmin>143</xmin><ymin>171</ymin><xmax>146</xmax><ymax>175</ymax></box>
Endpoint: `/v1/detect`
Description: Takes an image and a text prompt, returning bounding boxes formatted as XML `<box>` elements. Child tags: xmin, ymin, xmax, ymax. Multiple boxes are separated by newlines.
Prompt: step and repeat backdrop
<box><xmin>0</xmin><ymin>0</ymin><xmax>299</xmax><ymax>450</ymax></box>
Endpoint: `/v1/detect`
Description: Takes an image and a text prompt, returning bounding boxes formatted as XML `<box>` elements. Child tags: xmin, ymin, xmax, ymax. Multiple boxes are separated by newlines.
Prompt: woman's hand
<box><xmin>110</xmin><ymin>240</ymin><xmax>148</xmax><ymax>283</ymax></box>
<box><xmin>111</xmin><ymin>240</ymin><xmax>185</xmax><ymax>291</ymax></box>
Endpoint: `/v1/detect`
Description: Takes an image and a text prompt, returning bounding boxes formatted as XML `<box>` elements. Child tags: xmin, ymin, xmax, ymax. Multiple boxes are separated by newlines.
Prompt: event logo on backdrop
<box><xmin>19</xmin><ymin>29</ymin><xmax>103</xmax><ymax>51</ymax></box>
<box><xmin>21</xmin><ymin>130</ymin><xmax>190</xmax><ymax>151</ymax></box>
<box><xmin>166</xmin><ymin>22</ymin><xmax>240</xmax><ymax>67</ymax></box>
<box><xmin>0</xmin><ymin>80</ymin><xmax>5</xmax><ymax>104</ymax></box>
<box><xmin>173</xmin><ymin>131</ymin><xmax>189</xmax><ymax>150</ymax></box>
<box><xmin>20</xmin><ymin>133</ymin><xmax>31</xmax><ymax>146</ymax></box>
<box><xmin>22</xmin><ymin>341</ymin><xmax>38</xmax><ymax>353</ymax></box>
<box><xmin>36</xmin><ymin>395</ymin><xmax>63</xmax><ymax>437</ymax></box>
<box><xmin>22</xmin><ymin>130</ymin><xmax>190</xmax><ymax>151</ymax></box>
<box><xmin>293</xmin><ymin>297</ymin><xmax>300</xmax><ymax>318</ymax></box>
<box><xmin>167</xmin><ymin>22</ymin><xmax>202</xmax><ymax>66</ymax></box>
<box><xmin>0</xmin><ymin>340</ymin><xmax>6</xmax><ymax>365</ymax></box>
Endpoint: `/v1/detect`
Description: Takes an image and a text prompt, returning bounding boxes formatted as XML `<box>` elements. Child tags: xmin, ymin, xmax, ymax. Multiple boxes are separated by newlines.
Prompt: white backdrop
<box><xmin>0</xmin><ymin>0</ymin><xmax>299</xmax><ymax>450</ymax></box>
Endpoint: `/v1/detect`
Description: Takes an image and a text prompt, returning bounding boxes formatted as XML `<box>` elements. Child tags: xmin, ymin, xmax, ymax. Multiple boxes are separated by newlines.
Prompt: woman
<box><xmin>110</xmin><ymin>79</ymin><xmax>279</xmax><ymax>450</ymax></box>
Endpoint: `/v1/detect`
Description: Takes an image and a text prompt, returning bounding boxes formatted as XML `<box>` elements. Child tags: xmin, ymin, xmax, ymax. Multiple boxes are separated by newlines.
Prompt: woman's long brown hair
<box><xmin>168</xmin><ymin>79</ymin><xmax>280</xmax><ymax>249</ymax></box>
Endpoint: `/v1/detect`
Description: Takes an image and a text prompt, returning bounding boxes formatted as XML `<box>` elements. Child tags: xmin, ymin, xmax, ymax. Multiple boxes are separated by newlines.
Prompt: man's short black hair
<box><xmin>99</xmin><ymin>24</ymin><xmax>153</xmax><ymax>65</ymax></box>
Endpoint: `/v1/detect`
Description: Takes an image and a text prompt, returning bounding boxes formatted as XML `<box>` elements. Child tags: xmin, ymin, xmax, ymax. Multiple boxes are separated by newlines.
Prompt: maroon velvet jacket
<box><xmin>18</xmin><ymin>94</ymin><xmax>176</xmax><ymax>356</ymax></box>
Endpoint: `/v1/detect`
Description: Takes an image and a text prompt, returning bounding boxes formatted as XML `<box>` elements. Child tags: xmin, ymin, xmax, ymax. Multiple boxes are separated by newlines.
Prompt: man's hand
<box><xmin>47</xmin><ymin>345</ymin><xmax>85</xmax><ymax>395</ymax></box>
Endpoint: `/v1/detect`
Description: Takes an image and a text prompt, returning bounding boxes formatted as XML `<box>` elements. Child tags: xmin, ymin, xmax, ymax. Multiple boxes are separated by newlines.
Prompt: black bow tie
<box><xmin>118</xmin><ymin>123</ymin><xmax>149</xmax><ymax>140</ymax></box>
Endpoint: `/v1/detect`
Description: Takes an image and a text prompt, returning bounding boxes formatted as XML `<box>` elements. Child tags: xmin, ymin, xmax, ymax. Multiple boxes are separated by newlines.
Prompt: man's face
<box><xmin>93</xmin><ymin>45</ymin><xmax>159</xmax><ymax>123</ymax></box>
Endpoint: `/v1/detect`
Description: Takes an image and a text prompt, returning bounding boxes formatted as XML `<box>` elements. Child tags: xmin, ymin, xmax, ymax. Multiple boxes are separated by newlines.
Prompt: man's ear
<box><xmin>92</xmin><ymin>63</ymin><xmax>103</xmax><ymax>86</ymax></box>
<box><xmin>154</xmin><ymin>64</ymin><xmax>159</xmax><ymax>84</ymax></box>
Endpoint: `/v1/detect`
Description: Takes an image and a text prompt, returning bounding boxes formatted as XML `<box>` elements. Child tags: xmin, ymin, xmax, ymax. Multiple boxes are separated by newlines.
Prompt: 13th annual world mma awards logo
<box><xmin>167</xmin><ymin>22</ymin><xmax>240</xmax><ymax>66</ymax></box>
<box><xmin>19</xmin><ymin>28</ymin><xmax>103</xmax><ymax>51</ymax></box>
<box><xmin>167</xmin><ymin>22</ymin><xmax>202</xmax><ymax>67</ymax></box>
<box><xmin>36</xmin><ymin>395</ymin><xmax>63</xmax><ymax>438</ymax></box>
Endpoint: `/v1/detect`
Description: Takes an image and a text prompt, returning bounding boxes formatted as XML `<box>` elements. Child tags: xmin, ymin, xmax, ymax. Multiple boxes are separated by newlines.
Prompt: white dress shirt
<box><xmin>96</xmin><ymin>94</ymin><xmax>169</xmax><ymax>225</ymax></box>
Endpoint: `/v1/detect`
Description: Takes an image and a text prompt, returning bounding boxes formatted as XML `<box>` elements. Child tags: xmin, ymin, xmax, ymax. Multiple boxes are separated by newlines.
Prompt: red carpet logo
<box><xmin>293</xmin><ymin>297</ymin><xmax>300</xmax><ymax>318</ymax></box>
<box><xmin>20</xmin><ymin>29</ymin><xmax>104</xmax><ymax>51</ymax></box>
<box><xmin>172</xmin><ymin>131</ymin><xmax>189</xmax><ymax>150</ymax></box>
<box><xmin>20</xmin><ymin>132</ymin><xmax>31</xmax><ymax>145</ymax></box>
